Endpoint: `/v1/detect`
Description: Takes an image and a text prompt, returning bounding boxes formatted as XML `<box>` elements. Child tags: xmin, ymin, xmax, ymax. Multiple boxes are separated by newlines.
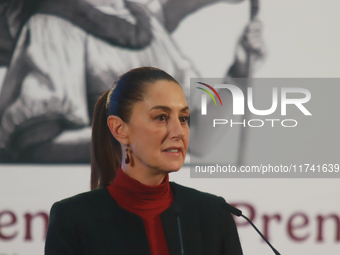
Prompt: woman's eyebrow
<box><xmin>150</xmin><ymin>106</ymin><xmax>189</xmax><ymax>112</ymax></box>
<box><xmin>180</xmin><ymin>106</ymin><xmax>190</xmax><ymax>112</ymax></box>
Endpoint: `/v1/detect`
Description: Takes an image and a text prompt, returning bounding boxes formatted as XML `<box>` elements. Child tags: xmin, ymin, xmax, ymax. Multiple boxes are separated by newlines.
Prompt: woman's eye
<box><xmin>180</xmin><ymin>116</ymin><xmax>189</xmax><ymax>124</ymax></box>
<box><xmin>156</xmin><ymin>114</ymin><xmax>168</xmax><ymax>121</ymax></box>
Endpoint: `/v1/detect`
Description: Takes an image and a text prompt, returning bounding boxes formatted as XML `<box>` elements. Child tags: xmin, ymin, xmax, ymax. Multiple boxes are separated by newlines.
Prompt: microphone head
<box><xmin>223</xmin><ymin>203</ymin><xmax>242</xmax><ymax>217</ymax></box>
<box><xmin>172</xmin><ymin>200</ymin><xmax>181</xmax><ymax>216</ymax></box>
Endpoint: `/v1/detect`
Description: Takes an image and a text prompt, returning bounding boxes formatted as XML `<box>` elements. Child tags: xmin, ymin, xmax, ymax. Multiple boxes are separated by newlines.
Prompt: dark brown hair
<box><xmin>91</xmin><ymin>67</ymin><xmax>180</xmax><ymax>190</ymax></box>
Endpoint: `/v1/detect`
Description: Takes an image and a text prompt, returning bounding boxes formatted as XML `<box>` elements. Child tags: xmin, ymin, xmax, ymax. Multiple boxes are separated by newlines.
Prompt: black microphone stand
<box><xmin>224</xmin><ymin>203</ymin><xmax>281</xmax><ymax>255</ymax></box>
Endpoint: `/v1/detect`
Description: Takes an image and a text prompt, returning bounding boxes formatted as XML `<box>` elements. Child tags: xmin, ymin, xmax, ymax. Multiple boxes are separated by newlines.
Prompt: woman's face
<box><xmin>126</xmin><ymin>80</ymin><xmax>189</xmax><ymax>174</ymax></box>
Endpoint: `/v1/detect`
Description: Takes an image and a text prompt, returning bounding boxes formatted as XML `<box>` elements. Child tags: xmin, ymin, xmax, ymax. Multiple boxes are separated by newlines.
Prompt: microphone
<box><xmin>173</xmin><ymin>202</ymin><xmax>186</xmax><ymax>255</ymax></box>
<box><xmin>223</xmin><ymin>203</ymin><xmax>281</xmax><ymax>255</ymax></box>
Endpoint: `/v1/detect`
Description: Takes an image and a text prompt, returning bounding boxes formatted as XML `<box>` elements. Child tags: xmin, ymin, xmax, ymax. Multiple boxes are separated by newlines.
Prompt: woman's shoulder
<box><xmin>168</xmin><ymin>182</ymin><xmax>236</xmax><ymax>230</ymax></box>
<box><xmin>49</xmin><ymin>187</ymin><xmax>112</xmax><ymax>218</ymax></box>
<box><xmin>54</xmin><ymin>186</ymin><xmax>108</xmax><ymax>204</ymax></box>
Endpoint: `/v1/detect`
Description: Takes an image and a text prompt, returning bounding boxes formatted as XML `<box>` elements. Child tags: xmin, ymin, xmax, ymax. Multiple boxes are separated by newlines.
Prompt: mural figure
<box><xmin>0</xmin><ymin>0</ymin><xmax>265</xmax><ymax>163</ymax></box>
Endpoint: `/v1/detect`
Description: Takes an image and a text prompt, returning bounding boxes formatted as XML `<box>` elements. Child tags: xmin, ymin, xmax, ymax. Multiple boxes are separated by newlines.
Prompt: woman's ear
<box><xmin>107</xmin><ymin>115</ymin><xmax>129</xmax><ymax>144</ymax></box>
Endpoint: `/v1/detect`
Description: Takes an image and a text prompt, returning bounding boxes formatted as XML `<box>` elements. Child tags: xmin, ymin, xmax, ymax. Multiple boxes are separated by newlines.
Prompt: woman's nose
<box><xmin>169</xmin><ymin>117</ymin><xmax>185</xmax><ymax>139</ymax></box>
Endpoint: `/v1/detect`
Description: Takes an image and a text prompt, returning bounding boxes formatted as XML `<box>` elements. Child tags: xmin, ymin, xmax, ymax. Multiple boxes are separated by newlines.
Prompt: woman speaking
<box><xmin>44</xmin><ymin>67</ymin><xmax>243</xmax><ymax>255</ymax></box>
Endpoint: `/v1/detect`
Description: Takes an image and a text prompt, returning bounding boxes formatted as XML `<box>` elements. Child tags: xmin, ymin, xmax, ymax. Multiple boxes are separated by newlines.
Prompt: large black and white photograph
<box><xmin>0</xmin><ymin>0</ymin><xmax>264</xmax><ymax>163</ymax></box>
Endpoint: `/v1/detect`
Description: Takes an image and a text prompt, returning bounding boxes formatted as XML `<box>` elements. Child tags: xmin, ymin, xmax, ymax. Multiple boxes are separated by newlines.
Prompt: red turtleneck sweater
<box><xmin>107</xmin><ymin>165</ymin><xmax>174</xmax><ymax>255</ymax></box>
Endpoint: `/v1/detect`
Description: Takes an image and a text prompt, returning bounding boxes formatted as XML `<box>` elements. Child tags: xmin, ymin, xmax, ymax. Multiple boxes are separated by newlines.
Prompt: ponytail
<box><xmin>90</xmin><ymin>90</ymin><xmax>121</xmax><ymax>190</ymax></box>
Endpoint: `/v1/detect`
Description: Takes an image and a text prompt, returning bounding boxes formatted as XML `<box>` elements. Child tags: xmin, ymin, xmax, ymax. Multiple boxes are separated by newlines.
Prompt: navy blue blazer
<box><xmin>45</xmin><ymin>182</ymin><xmax>243</xmax><ymax>255</ymax></box>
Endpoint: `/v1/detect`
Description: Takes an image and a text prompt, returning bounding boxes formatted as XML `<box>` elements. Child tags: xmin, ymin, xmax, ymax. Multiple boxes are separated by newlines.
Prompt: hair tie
<box><xmin>106</xmin><ymin>87</ymin><xmax>114</xmax><ymax>110</ymax></box>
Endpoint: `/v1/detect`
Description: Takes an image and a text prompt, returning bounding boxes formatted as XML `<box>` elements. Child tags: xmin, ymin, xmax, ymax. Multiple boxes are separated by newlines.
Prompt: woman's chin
<box><xmin>162</xmin><ymin>161</ymin><xmax>185</xmax><ymax>173</ymax></box>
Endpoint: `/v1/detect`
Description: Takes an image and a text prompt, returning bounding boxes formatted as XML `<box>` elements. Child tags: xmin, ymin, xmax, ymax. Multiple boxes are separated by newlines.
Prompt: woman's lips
<box><xmin>162</xmin><ymin>147</ymin><xmax>183</xmax><ymax>156</ymax></box>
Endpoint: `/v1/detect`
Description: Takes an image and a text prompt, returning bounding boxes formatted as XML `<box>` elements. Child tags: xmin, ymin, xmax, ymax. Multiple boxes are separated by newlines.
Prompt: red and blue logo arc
<box><xmin>196</xmin><ymin>82</ymin><xmax>223</xmax><ymax>106</ymax></box>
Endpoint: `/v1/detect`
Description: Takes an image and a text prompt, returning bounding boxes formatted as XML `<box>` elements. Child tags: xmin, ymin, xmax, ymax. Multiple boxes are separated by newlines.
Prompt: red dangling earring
<box><xmin>125</xmin><ymin>147</ymin><xmax>130</xmax><ymax>164</ymax></box>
